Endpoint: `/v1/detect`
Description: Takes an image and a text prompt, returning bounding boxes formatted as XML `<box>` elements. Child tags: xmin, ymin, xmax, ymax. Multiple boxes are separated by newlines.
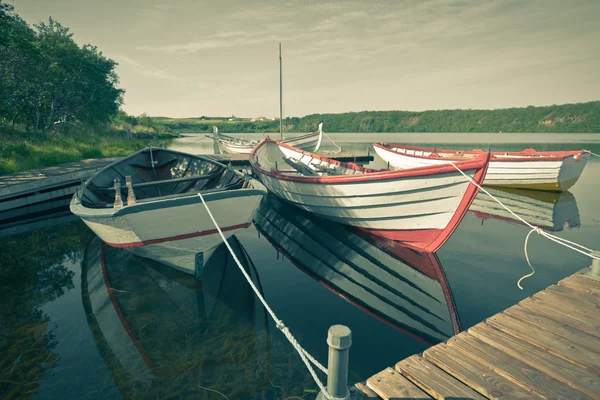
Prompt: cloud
<box><xmin>117</xmin><ymin>56</ymin><xmax>182</xmax><ymax>81</ymax></box>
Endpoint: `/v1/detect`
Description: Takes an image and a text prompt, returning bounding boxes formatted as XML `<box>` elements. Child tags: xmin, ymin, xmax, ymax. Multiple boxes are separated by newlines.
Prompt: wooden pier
<box><xmin>355</xmin><ymin>267</ymin><xmax>600</xmax><ymax>399</ymax></box>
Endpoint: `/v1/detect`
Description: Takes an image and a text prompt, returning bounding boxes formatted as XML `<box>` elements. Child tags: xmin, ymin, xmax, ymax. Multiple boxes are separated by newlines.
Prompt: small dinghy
<box><xmin>373</xmin><ymin>144</ymin><xmax>589</xmax><ymax>191</ymax></box>
<box><xmin>249</xmin><ymin>138</ymin><xmax>489</xmax><ymax>252</ymax></box>
<box><xmin>215</xmin><ymin>123</ymin><xmax>324</xmax><ymax>154</ymax></box>
<box><xmin>71</xmin><ymin>147</ymin><xmax>267</xmax><ymax>249</ymax></box>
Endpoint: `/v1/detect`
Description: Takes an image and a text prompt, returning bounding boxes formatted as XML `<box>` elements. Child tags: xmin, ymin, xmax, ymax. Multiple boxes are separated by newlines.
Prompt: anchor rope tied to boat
<box><xmin>197</xmin><ymin>193</ymin><xmax>333</xmax><ymax>400</ymax></box>
<box><xmin>587</xmin><ymin>151</ymin><xmax>600</xmax><ymax>158</ymax></box>
<box><xmin>449</xmin><ymin>163</ymin><xmax>599</xmax><ymax>289</ymax></box>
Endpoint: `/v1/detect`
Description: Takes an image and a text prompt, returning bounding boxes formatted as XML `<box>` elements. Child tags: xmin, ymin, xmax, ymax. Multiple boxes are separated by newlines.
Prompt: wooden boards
<box><xmin>364</xmin><ymin>268</ymin><xmax>600</xmax><ymax>400</ymax></box>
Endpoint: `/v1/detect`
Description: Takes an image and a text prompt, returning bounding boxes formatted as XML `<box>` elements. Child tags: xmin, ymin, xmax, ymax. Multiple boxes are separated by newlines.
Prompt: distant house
<box><xmin>228</xmin><ymin>118</ymin><xmax>235</xmax><ymax>121</ymax></box>
<box><xmin>251</xmin><ymin>117</ymin><xmax>267</xmax><ymax>122</ymax></box>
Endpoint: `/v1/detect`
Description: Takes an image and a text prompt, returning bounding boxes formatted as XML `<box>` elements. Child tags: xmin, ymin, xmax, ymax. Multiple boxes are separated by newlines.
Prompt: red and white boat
<box><xmin>373</xmin><ymin>144</ymin><xmax>589</xmax><ymax>192</ymax></box>
<box><xmin>249</xmin><ymin>138</ymin><xmax>489</xmax><ymax>252</ymax></box>
<box><xmin>215</xmin><ymin>123</ymin><xmax>323</xmax><ymax>155</ymax></box>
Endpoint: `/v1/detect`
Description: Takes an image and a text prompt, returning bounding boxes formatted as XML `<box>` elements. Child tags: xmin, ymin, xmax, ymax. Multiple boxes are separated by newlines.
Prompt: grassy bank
<box><xmin>0</xmin><ymin>123</ymin><xmax>178</xmax><ymax>175</ymax></box>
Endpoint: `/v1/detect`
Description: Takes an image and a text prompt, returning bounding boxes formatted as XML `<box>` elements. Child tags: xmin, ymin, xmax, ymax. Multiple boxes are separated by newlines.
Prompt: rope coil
<box><xmin>449</xmin><ymin>162</ymin><xmax>599</xmax><ymax>289</ymax></box>
<box><xmin>197</xmin><ymin>193</ymin><xmax>332</xmax><ymax>399</ymax></box>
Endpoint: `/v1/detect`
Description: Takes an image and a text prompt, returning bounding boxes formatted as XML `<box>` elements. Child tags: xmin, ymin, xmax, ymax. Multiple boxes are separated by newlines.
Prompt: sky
<box><xmin>10</xmin><ymin>0</ymin><xmax>600</xmax><ymax>118</ymax></box>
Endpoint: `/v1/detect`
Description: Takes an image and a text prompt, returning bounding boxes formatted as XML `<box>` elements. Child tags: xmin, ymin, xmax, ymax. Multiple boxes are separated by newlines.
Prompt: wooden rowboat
<box><xmin>254</xmin><ymin>195</ymin><xmax>461</xmax><ymax>344</ymax></box>
<box><xmin>214</xmin><ymin>123</ymin><xmax>324</xmax><ymax>154</ymax></box>
<box><xmin>373</xmin><ymin>144</ymin><xmax>589</xmax><ymax>191</ymax></box>
<box><xmin>70</xmin><ymin>147</ymin><xmax>267</xmax><ymax>250</ymax></box>
<box><xmin>249</xmin><ymin>138</ymin><xmax>489</xmax><ymax>252</ymax></box>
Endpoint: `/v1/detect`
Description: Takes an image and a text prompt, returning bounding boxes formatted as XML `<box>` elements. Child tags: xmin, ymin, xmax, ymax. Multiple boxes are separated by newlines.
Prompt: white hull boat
<box><xmin>70</xmin><ymin>147</ymin><xmax>267</xmax><ymax>251</ymax></box>
<box><xmin>373</xmin><ymin>144</ymin><xmax>589</xmax><ymax>192</ymax></box>
<box><xmin>215</xmin><ymin>123</ymin><xmax>324</xmax><ymax>154</ymax></box>
<box><xmin>254</xmin><ymin>195</ymin><xmax>461</xmax><ymax>343</ymax></box>
<box><xmin>250</xmin><ymin>139</ymin><xmax>489</xmax><ymax>252</ymax></box>
<box><xmin>470</xmin><ymin>187</ymin><xmax>580</xmax><ymax>232</ymax></box>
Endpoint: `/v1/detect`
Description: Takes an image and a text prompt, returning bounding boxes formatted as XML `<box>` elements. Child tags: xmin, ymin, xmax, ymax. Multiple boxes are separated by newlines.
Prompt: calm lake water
<box><xmin>2</xmin><ymin>133</ymin><xmax>599</xmax><ymax>399</ymax></box>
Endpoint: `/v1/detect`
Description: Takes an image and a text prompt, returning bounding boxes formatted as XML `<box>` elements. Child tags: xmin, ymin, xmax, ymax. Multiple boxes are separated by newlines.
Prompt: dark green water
<box><xmin>1</xmin><ymin>133</ymin><xmax>599</xmax><ymax>399</ymax></box>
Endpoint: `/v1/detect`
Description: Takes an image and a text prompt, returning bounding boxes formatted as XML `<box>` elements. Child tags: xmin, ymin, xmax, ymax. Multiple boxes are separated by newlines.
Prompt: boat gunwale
<box><xmin>374</xmin><ymin>143</ymin><xmax>588</xmax><ymax>162</ymax></box>
<box><xmin>71</xmin><ymin>146</ymin><xmax>266</xmax><ymax>216</ymax></box>
<box><xmin>250</xmin><ymin>138</ymin><xmax>489</xmax><ymax>184</ymax></box>
<box><xmin>217</xmin><ymin>129</ymin><xmax>321</xmax><ymax>149</ymax></box>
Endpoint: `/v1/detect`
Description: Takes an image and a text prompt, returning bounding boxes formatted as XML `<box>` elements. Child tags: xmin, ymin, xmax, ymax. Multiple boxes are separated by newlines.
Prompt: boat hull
<box><xmin>72</xmin><ymin>189</ymin><xmax>264</xmax><ymax>251</ymax></box>
<box><xmin>374</xmin><ymin>144</ymin><xmax>589</xmax><ymax>192</ymax></box>
<box><xmin>251</xmin><ymin>140</ymin><xmax>488</xmax><ymax>251</ymax></box>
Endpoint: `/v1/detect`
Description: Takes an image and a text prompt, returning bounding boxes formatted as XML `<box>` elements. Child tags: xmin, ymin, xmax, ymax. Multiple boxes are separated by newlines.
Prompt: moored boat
<box><xmin>70</xmin><ymin>147</ymin><xmax>267</xmax><ymax>250</ymax></box>
<box><xmin>249</xmin><ymin>138</ymin><xmax>489</xmax><ymax>252</ymax></box>
<box><xmin>254</xmin><ymin>195</ymin><xmax>461</xmax><ymax>344</ymax></box>
<box><xmin>373</xmin><ymin>143</ymin><xmax>589</xmax><ymax>191</ymax></box>
<box><xmin>470</xmin><ymin>187</ymin><xmax>580</xmax><ymax>232</ymax></box>
<box><xmin>215</xmin><ymin>123</ymin><xmax>324</xmax><ymax>154</ymax></box>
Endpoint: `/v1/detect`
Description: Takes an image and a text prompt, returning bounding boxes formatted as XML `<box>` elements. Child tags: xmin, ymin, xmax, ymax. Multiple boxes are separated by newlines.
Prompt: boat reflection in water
<box><xmin>82</xmin><ymin>235</ymin><xmax>270</xmax><ymax>398</ymax></box>
<box><xmin>254</xmin><ymin>195</ymin><xmax>461</xmax><ymax>345</ymax></box>
<box><xmin>469</xmin><ymin>187</ymin><xmax>580</xmax><ymax>232</ymax></box>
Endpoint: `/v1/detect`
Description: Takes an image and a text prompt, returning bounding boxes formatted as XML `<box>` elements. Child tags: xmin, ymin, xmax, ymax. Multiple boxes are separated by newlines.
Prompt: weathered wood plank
<box><xmin>559</xmin><ymin>274</ymin><xmax>600</xmax><ymax>297</ymax></box>
<box><xmin>487</xmin><ymin>312</ymin><xmax>600</xmax><ymax>372</ymax></box>
<box><xmin>354</xmin><ymin>382</ymin><xmax>379</xmax><ymax>399</ymax></box>
<box><xmin>448</xmin><ymin>332</ymin><xmax>592</xmax><ymax>399</ymax></box>
<box><xmin>504</xmin><ymin>306</ymin><xmax>600</xmax><ymax>353</ymax></box>
<box><xmin>396</xmin><ymin>355</ymin><xmax>487</xmax><ymax>400</ymax></box>
<box><xmin>519</xmin><ymin>298</ymin><xmax>600</xmax><ymax>337</ymax></box>
<box><xmin>367</xmin><ymin>367</ymin><xmax>430</xmax><ymax>400</ymax></box>
<box><xmin>424</xmin><ymin>343</ymin><xmax>542</xmax><ymax>399</ymax></box>
<box><xmin>469</xmin><ymin>323</ymin><xmax>600</xmax><ymax>398</ymax></box>
<box><xmin>546</xmin><ymin>284</ymin><xmax>600</xmax><ymax>307</ymax></box>
<box><xmin>532</xmin><ymin>290</ymin><xmax>600</xmax><ymax>321</ymax></box>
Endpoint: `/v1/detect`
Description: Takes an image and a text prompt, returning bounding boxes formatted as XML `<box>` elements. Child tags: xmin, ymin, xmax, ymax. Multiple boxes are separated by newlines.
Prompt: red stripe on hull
<box><xmin>105</xmin><ymin>222</ymin><xmax>251</xmax><ymax>248</ymax></box>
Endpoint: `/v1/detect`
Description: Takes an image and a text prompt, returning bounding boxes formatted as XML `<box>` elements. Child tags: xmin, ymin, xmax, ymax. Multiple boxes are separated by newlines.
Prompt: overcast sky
<box><xmin>11</xmin><ymin>0</ymin><xmax>600</xmax><ymax>118</ymax></box>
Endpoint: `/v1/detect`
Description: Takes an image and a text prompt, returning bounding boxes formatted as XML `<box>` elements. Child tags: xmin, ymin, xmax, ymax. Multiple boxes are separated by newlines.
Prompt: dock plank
<box><xmin>354</xmin><ymin>382</ymin><xmax>379</xmax><ymax>399</ymax></box>
<box><xmin>504</xmin><ymin>306</ymin><xmax>600</xmax><ymax>353</ymax></box>
<box><xmin>532</xmin><ymin>290</ymin><xmax>600</xmax><ymax>321</ymax></box>
<box><xmin>546</xmin><ymin>284</ymin><xmax>600</xmax><ymax>307</ymax></box>
<box><xmin>558</xmin><ymin>274</ymin><xmax>600</xmax><ymax>297</ymax></box>
<box><xmin>519</xmin><ymin>297</ymin><xmax>600</xmax><ymax>337</ymax></box>
<box><xmin>469</xmin><ymin>323</ymin><xmax>600</xmax><ymax>398</ymax></box>
<box><xmin>487</xmin><ymin>313</ymin><xmax>600</xmax><ymax>372</ymax></box>
<box><xmin>448</xmin><ymin>333</ymin><xmax>592</xmax><ymax>399</ymax></box>
<box><xmin>396</xmin><ymin>356</ymin><xmax>487</xmax><ymax>400</ymax></box>
<box><xmin>367</xmin><ymin>367</ymin><xmax>430</xmax><ymax>400</ymax></box>
<box><xmin>424</xmin><ymin>343</ymin><xmax>541</xmax><ymax>399</ymax></box>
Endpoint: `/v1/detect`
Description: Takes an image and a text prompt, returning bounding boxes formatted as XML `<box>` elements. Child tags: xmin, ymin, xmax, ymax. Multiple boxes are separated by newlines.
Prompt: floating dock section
<box><xmin>356</xmin><ymin>267</ymin><xmax>600</xmax><ymax>399</ymax></box>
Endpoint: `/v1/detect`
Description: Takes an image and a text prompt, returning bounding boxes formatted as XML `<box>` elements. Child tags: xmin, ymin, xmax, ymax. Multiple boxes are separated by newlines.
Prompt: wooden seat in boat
<box><xmin>282</xmin><ymin>157</ymin><xmax>319</xmax><ymax>176</ymax></box>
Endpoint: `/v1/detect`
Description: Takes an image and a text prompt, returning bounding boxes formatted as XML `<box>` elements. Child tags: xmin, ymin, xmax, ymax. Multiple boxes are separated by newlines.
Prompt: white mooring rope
<box><xmin>587</xmin><ymin>150</ymin><xmax>600</xmax><ymax>158</ymax></box>
<box><xmin>449</xmin><ymin>163</ymin><xmax>600</xmax><ymax>289</ymax></box>
<box><xmin>197</xmin><ymin>193</ymin><xmax>333</xmax><ymax>400</ymax></box>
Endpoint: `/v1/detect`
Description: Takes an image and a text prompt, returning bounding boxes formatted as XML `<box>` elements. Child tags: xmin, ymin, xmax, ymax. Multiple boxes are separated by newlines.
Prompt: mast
<box><xmin>279</xmin><ymin>43</ymin><xmax>283</xmax><ymax>141</ymax></box>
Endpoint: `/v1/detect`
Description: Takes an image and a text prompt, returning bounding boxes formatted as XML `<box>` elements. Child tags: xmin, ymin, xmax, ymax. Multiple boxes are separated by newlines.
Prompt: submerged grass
<box><xmin>0</xmin><ymin>124</ymin><xmax>178</xmax><ymax>175</ymax></box>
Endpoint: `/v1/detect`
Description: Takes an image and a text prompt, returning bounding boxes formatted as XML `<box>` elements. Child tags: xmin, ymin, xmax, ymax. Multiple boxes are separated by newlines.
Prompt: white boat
<box><xmin>373</xmin><ymin>144</ymin><xmax>590</xmax><ymax>192</ymax></box>
<box><xmin>82</xmin><ymin>235</ymin><xmax>269</xmax><ymax>394</ymax></box>
<box><xmin>250</xmin><ymin>138</ymin><xmax>489</xmax><ymax>252</ymax></box>
<box><xmin>254</xmin><ymin>195</ymin><xmax>461</xmax><ymax>344</ymax></box>
<box><xmin>470</xmin><ymin>187</ymin><xmax>580</xmax><ymax>232</ymax></box>
<box><xmin>214</xmin><ymin>123</ymin><xmax>323</xmax><ymax>154</ymax></box>
<box><xmin>70</xmin><ymin>147</ymin><xmax>267</xmax><ymax>250</ymax></box>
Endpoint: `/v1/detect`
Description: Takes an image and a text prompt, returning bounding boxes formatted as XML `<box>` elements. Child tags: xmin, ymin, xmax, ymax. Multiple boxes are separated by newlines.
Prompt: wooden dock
<box><xmin>355</xmin><ymin>267</ymin><xmax>600</xmax><ymax>400</ymax></box>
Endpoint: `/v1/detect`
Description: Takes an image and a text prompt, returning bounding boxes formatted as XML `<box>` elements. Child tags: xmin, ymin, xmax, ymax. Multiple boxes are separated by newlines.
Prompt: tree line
<box><xmin>157</xmin><ymin>101</ymin><xmax>600</xmax><ymax>134</ymax></box>
<box><xmin>0</xmin><ymin>2</ymin><xmax>122</xmax><ymax>132</ymax></box>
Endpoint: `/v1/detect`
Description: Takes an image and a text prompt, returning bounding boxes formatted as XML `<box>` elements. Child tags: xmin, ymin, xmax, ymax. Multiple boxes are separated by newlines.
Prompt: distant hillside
<box><xmin>154</xmin><ymin>101</ymin><xmax>600</xmax><ymax>133</ymax></box>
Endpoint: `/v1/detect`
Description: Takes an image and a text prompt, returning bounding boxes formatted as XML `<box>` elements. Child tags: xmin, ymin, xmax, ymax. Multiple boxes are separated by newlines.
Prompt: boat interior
<box><xmin>79</xmin><ymin>148</ymin><xmax>246</xmax><ymax>208</ymax></box>
<box><xmin>389</xmin><ymin>146</ymin><xmax>479</xmax><ymax>160</ymax></box>
<box><xmin>253</xmin><ymin>140</ymin><xmax>373</xmax><ymax>177</ymax></box>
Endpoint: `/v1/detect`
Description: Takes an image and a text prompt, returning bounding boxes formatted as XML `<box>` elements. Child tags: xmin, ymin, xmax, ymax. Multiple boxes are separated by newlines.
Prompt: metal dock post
<box><xmin>317</xmin><ymin>325</ymin><xmax>352</xmax><ymax>400</ymax></box>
